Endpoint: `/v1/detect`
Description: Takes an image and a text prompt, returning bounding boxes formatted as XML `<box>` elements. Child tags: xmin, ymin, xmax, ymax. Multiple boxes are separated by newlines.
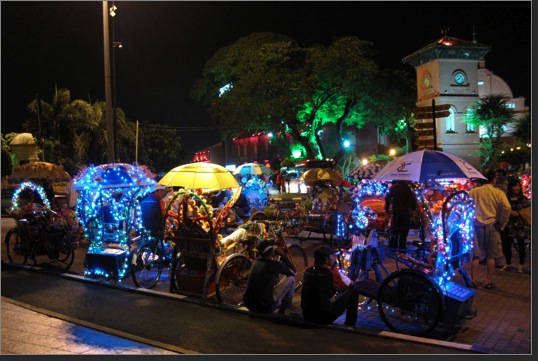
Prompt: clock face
<box><xmin>423</xmin><ymin>75</ymin><xmax>431</xmax><ymax>88</ymax></box>
<box><xmin>454</xmin><ymin>71</ymin><xmax>466</xmax><ymax>85</ymax></box>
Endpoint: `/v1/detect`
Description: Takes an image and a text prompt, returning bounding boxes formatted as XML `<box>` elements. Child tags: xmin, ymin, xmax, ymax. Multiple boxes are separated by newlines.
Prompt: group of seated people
<box><xmin>242</xmin><ymin>238</ymin><xmax>360</xmax><ymax>326</ymax></box>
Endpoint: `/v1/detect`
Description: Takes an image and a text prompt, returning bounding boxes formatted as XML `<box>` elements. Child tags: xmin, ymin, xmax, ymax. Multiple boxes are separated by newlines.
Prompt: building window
<box><xmin>465</xmin><ymin>108</ymin><xmax>476</xmax><ymax>133</ymax></box>
<box><xmin>445</xmin><ymin>109</ymin><xmax>456</xmax><ymax>133</ymax></box>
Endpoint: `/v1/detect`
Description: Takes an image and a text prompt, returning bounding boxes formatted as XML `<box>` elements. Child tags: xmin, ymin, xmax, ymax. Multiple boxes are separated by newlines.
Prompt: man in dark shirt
<box><xmin>301</xmin><ymin>245</ymin><xmax>359</xmax><ymax>326</ymax></box>
<box><xmin>243</xmin><ymin>239</ymin><xmax>296</xmax><ymax>314</ymax></box>
<box><xmin>384</xmin><ymin>180</ymin><xmax>418</xmax><ymax>250</ymax></box>
<box><xmin>139</xmin><ymin>184</ymin><xmax>168</xmax><ymax>238</ymax></box>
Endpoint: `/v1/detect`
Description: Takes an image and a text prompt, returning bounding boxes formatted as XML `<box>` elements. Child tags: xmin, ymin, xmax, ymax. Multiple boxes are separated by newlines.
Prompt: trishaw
<box><xmin>73</xmin><ymin>163</ymin><xmax>156</xmax><ymax>280</ymax></box>
<box><xmin>5</xmin><ymin>162</ymin><xmax>79</xmax><ymax>272</ymax></box>
<box><xmin>158</xmin><ymin>162</ymin><xmax>307</xmax><ymax>306</ymax></box>
<box><xmin>332</xmin><ymin>150</ymin><xmax>483</xmax><ymax>336</ymax></box>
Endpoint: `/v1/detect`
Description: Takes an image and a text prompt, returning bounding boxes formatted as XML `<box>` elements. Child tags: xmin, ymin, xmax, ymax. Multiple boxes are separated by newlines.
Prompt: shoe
<box><xmin>484</xmin><ymin>282</ymin><xmax>495</xmax><ymax>289</ymax></box>
<box><xmin>518</xmin><ymin>266</ymin><xmax>524</xmax><ymax>273</ymax></box>
<box><xmin>500</xmin><ymin>265</ymin><xmax>511</xmax><ymax>271</ymax></box>
<box><xmin>470</xmin><ymin>282</ymin><xmax>477</xmax><ymax>289</ymax></box>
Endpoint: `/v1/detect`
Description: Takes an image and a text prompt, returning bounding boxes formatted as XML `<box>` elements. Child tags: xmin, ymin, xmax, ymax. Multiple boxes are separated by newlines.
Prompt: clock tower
<box><xmin>403</xmin><ymin>36</ymin><xmax>490</xmax><ymax>167</ymax></box>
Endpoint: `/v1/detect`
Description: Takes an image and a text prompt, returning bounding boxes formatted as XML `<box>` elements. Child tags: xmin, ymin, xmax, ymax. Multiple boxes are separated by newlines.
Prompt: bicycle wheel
<box><xmin>52</xmin><ymin>234</ymin><xmax>75</xmax><ymax>272</ymax></box>
<box><xmin>215</xmin><ymin>253</ymin><xmax>252</xmax><ymax>305</ymax></box>
<box><xmin>5</xmin><ymin>228</ymin><xmax>29</xmax><ymax>265</ymax></box>
<box><xmin>286</xmin><ymin>244</ymin><xmax>308</xmax><ymax>289</ymax></box>
<box><xmin>377</xmin><ymin>269</ymin><xmax>444</xmax><ymax>336</ymax></box>
<box><xmin>132</xmin><ymin>241</ymin><xmax>165</xmax><ymax>289</ymax></box>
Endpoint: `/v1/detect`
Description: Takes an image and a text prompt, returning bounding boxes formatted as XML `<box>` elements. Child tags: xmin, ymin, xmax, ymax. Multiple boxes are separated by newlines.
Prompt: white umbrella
<box><xmin>372</xmin><ymin>150</ymin><xmax>486</xmax><ymax>182</ymax></box>
<box><xmin>232</xmin><ymin>163</ymin><xmax>273</xmax><ymax>176</ymax></box>
<box><xmin>159</xmin><ymin>162</ymin><xmax>239</xmax><ymax>190</ymax></box>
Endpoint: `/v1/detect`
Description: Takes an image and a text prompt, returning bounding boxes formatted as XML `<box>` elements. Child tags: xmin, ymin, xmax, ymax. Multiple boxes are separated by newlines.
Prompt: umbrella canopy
<box><xmin>159</xmin><ymin>162</ymin><xmax>239</xmax><ymax>190</ymax></box>
<box><xmin>372</xmin><ymin>150</ymin><xmax>486</xmax><ymax>182</ymax></box>
<box><xmin>10</xmin><ymin>161</ymin><xmax>71</xmax><ymax>182</ymax></box>
<box><xmin>350</xmin><ymin>162</ymin><xmax>386</xmax><ymax>180</ymax></box>
<box><xmin>232</xmin><ymin>163</ymin><xmax>273</xmax><ymax>176</ymax></box>
<box><xmin>299</xmin><ymin>167</ymin><xmax>342</xmax><ymax>186</ymax></box>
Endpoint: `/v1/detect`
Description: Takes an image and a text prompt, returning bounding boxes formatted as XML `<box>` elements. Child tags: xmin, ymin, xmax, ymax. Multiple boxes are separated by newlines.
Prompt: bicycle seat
<box><xmin>240</xmin><ymin>236</ymin><xmax>258</xmax><ymax>247</ymax></box>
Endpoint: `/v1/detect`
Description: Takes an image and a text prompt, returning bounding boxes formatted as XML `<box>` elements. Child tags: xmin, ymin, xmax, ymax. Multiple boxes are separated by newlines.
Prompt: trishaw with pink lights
<box><xmin>334</xmin><ymin>150</ymin><xmax>483</xmax><ymax>336</ymax></box>
<box><xmin>5</xmin><ymin>163</ymin><xmax>80</xmax><ymax>272</ymax></box>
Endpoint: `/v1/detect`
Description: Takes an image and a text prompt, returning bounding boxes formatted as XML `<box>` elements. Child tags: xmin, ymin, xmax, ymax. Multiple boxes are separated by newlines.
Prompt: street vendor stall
<box><xmin>73</xmin><ymin>163</ymin><xmax>157</xmax><ymax>279</ymax></box>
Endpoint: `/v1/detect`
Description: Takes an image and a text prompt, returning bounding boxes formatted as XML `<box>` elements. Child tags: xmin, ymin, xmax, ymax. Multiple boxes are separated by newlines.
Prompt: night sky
<box><xmin>1</xmin><ymin>1</ymin><xmax>532</xmax><ymax>160</ymax></box>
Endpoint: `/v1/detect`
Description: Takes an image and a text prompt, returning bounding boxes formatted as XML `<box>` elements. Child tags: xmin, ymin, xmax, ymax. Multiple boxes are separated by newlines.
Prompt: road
<box><xmin>1</xmin><ymin>216</ymin><xmax>531</xmax><ymax>354</ymax></box>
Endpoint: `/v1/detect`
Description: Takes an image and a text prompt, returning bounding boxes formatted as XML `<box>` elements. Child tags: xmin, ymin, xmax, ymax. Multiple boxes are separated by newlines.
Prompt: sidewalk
<box><xmin>1</xmin><ymin>298</ymin><xmax>179</xmax><ymax>355</ymax></box>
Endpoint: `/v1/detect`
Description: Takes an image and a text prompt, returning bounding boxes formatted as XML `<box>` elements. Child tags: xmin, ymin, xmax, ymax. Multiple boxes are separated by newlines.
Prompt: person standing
<box><xmin>139</xmin><ymin>184</ymin><xmax>169</xmax><ymax>238</ymax></box>
<box><xmin>494</xmin><ymin>168</ymin><xmax>509</xmax><ymax>192</ymax></box>
<box><xmin>468</xmin><ymin>170</ymin><xmax>511</xmax><ymax>289</ymax></box>
<box><xmin>500</xmin><ymin>178</ymin><xmax>531</xmax><ymax>273</ymax></box>
<box><xmin>243</xmin><ymin>239</ymin><xmax>296</xmax><ymax>314</ymax></box>
<box><xmin>301</xmin><ymin>245</ymin><xmax>359</xmax><ymax>326</ymax></box>
<box><xmin>384</xmin><ymin>180</ymin><xmax>418</xmax><ymax>251</ymax></box>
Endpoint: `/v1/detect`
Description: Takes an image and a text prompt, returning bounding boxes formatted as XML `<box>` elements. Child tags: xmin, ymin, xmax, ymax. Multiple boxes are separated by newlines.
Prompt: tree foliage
<box><xmin>463</xmin><ymin>94</ymin><xmax>516</xmax><ymax>169</ymax></box>
<box><xmin>18</xmin><ymin>87</ymin><xmax>185</xmax><ymax>174</ymax></box>
<box><xmin>192</xmin><ymin>32</ymin><xmax>416</xmax><ymax>164</ymax></box>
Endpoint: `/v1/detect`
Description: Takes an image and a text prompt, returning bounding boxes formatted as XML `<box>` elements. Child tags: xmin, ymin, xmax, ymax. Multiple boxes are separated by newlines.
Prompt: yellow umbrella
<box><xmin>158</xmin><ymin>162</ymin><xmax>239</xmax><ymax>190</ymax></box>
<box><xmin>232</xmin><ymin>163</ymin><xmax>273</xmax><ymax>176</ymax></box>
<box><xmin>299</xmin><ymin>167</ymin><xmax>342</xmax><ymax>186</ymax></box>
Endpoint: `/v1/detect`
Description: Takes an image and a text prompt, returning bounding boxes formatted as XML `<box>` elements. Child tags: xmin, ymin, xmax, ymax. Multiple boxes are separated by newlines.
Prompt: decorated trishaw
<box><xmin>158</xmin><ymin>162</ymin><xmax>249</xmax><ymax>303</ymax></box>
<box><xmin>73</xmin><ymin>163</ymin><xmax>157</xmax><ymax>279</ymax></box>
<box><xmin>5</xmin><ymin>162</ymin><xmax>80</xmax><ymax>272</ymax></box>
<box><xmin>334</xmin><ymin>150</ymin><xmax>483</xmax><ymax>336</ymax></box>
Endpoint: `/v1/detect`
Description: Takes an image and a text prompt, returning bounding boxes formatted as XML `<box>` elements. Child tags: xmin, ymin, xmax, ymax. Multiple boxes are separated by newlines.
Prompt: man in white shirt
<box><xmin>468</xmin><ymin>170</ymin><xmax>511</xmax><ymax>289</ymax></box>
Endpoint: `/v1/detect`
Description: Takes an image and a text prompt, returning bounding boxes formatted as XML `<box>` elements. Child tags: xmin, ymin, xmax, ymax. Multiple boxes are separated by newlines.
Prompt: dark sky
<box><xmin>1</xmin><ymin>1</ymin><xmax>532</xmax><ymax>160</ymax></box>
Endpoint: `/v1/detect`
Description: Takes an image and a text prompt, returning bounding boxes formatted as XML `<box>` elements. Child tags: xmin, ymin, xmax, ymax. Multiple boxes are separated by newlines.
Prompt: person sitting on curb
<box><xmin>243</xmin><ymin>239</ymin><xmax>296</xmax><ymax>315</ymax></box>
<box><xmin>301</xmin><ymin>245</ymin><xmax>360</xmax><ymax>326</ymax></box>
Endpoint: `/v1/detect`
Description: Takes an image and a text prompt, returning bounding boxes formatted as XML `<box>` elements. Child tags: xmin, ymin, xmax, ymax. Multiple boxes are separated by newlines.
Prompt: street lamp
<box><xmin>102</xmin><ymin>1</ymin><xmax>115</xmax><ymax>163</ymax></box>
<box><xmin>110</xmin><ymin>3</ymin><xmax>121</xmax><ymax>161</ymax></box>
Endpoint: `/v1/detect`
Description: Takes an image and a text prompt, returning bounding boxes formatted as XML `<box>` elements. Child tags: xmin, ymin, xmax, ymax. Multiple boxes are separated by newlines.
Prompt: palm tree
<box><xmin>463</xmin><ymin>94</ymin><xmax>516</xmax><ymax>169</ymax></box>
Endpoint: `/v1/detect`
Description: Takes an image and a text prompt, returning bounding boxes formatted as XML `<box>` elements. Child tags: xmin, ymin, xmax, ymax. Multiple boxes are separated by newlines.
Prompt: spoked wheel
<box><xmin>132</xmin><ymin>241</ymin><xmax>166</xmax><ymax>289</ymax></box>
<box><xmin>5</xmin><ymin>228</ymin><xmax>29</xmax><ymax>265</ymax></box>
<box><xmin>286</xmin><ymin>244</ymin><xmax>308</xmax><ymax>290</ymax></box>
<box><xmin>31</xmin><ymin>230</ymin><xmax>75</xmax><ymax>272</ymax></box>
<box><xmin>50</xmin><ymin>234</ymin><xmax>76</xmax><ymax>272</ymax></box>
<box><xmin>215</xmin><ymin>253</ymin><xmax>252</xmax><ymax>305</ymax></box>
<box><xmin>377</xmin><ymin>269</ymin><xmax>444</xmax><ymax>336</ymax></box>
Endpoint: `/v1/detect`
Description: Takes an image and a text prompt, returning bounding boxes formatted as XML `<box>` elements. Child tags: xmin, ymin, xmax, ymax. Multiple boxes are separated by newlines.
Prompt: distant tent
<box><xmin>10</xmin><ymin>133</ymin><xmax>39</xmax><ymax>167</ymax></box>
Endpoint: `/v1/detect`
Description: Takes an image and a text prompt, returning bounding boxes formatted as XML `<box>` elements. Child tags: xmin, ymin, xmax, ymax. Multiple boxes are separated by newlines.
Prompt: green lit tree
<box><xmin>463</xmin><ymin>94</ymin><xmax>516</xmax><ymax>169</ymax></box>
<box><xmin>192</xmin><ymin>33</ymin><xmax>413</xmax><ymax>164</ymax></box>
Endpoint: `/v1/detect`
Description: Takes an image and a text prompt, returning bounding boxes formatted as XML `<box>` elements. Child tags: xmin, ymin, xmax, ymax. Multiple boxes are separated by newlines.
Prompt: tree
<box><xmin>22</xmin><ymin>87</ymin><xmax>186</xmax><ymax>174</ymax></box>
<box><xmin>510</xmin><ymin>113</ymin><xmax>531</xmax><ymax>144</ymax></box>
<box><xmin>192</xmin><ymin>33</ymin><xmax>412</xmax><ymax>164</ymax></box>
<box><xmin>1</xmin><ymin>133</ymin><xmax>14</xmax><ymax>177</ymax></box>
<box><xmin>463</xmin><ymin>94</ymin><xmax>516</xmax><ymax>169</ymax></box>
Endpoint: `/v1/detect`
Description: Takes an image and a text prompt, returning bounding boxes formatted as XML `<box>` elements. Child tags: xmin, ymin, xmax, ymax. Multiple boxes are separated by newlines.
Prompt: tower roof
<box><xmin>403</xmin><ymin>36</ymin><xmax>491</xmax><ymax>68</ymax></box>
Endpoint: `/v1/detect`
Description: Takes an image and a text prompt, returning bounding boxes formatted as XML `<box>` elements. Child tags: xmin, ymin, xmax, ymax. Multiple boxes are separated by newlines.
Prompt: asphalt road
<box><xmin>1</xmin><ymin>263</ymin><xmax>479</xmax><ymax>354</ymax></box>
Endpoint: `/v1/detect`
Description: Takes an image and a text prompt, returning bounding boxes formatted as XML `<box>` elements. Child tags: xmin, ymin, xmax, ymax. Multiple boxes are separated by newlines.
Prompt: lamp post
<box><xmin>102</xmin><ymin>1</ymin><xmax>115</xmax><ymax>163</ymax></box>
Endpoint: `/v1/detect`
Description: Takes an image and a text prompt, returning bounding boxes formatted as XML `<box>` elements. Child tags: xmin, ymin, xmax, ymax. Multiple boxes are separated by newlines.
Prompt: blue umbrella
<box><xmin>372</xmin><ymin>150</ymin><xmax>486</xmax><ymax>182</ymax></box>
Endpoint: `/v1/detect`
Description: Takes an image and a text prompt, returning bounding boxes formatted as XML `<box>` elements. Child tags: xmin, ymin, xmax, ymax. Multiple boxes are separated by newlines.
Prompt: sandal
<box><xmin>484</xmin><ymin>282</ymin><xmax>495</xmax><ymax>289</ymax></box>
